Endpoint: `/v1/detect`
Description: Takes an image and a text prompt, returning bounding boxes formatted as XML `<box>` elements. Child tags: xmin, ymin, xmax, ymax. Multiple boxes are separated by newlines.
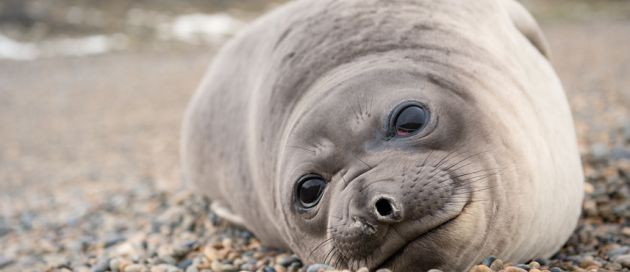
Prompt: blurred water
<box><xmin>0</xmin><ymin>13</ymin><xmax>243</xmax><ymax>60</ymax></box>
<box><xmin>0</xmin><ymin>0</ymin><xmax>279</xmax><ymax>60</ymax></box>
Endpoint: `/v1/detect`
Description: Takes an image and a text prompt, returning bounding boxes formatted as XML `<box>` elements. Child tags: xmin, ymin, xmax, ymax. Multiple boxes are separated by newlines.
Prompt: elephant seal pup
<box><xmin>181</xmin><ymin>0</ymin><xmax>584</xmax><ymax>270</ymax></box>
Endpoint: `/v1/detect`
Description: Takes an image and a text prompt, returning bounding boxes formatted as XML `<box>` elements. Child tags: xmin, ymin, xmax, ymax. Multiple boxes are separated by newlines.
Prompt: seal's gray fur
<box><xmin>181</xmin><ymin>0</ymin><xmax>583</xmax><ymax>270</ymax></box>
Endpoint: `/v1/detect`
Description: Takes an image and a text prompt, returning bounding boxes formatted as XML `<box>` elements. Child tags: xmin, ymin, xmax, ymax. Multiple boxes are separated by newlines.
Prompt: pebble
<box><xmin>604</xmin><ymin>262</ymin><xmax>622</xmax><ymax>270</ymax></box>
<box><xmin>469</xmin><ymin>265</ymin><xmax>492</xmax><ymax>272</ymax></box>
<box><xmin>532</xmin><ymin>258</ymin><xmax>547</xmax><ymax>266</ymax></box>
<box><xmin>607</xmin><ymin>246</ymin><xmax>629</xmax><ymax>259</ymax></box>
<box><xmin>104</xmin><ymin>234</ymin><xmax>127</xmax><ymax>248</ymax></box>
<box><xmin>91</xmin><ymin>258</ymin><xmax>111</xmax><ymax>272</ymax></box>
<box><xmin>611</xmin><ymin>147</ymin><xmax>630</xmax><ymax>160</ymax></box>
<box><xmin>489</xmin><ymin>259</ymin><xmax>504</xmax><ymax>271</ymax></box>
<box><xmin>591</xmin><ymin>143</ymin><xmax>609</xmax><ymax>161</ymax></box>
<box><xmin>579</xmin><ymin>258</ymin><xmax>602</xmax><ymax>268</ymax></box>
<box><xmin>0</xmin><ymin>222</ymin><xmax>10</xmax><ymax>237</ymax></box>
<box><xmin>528</xmin><ymin>261</ymin><xmax>540</xmax><ymax>269</ymax></box>
<box><xmin>515</xmin><ymin>264</ymin><xmax>530</xmax><ymax>271</ymax></box>
<box><xmin>172</xmin><ymin>241</ymin><xmax>198</xmax><ymax>258</ymax></box>
<box><xmin>151</xmin><ymin>264</ymin><xmax>180</xmax><ymax>272</ymax></box>
<box><xmin>615</xmin><ymin>254</ymin><xmax>630</xmax><ymax>268</ymax></box>
<box><xmin>110</xmin><ymin>258</ymin><xmax>123</xmax><ymax>272</ymax></box>
<box><xmin>481</xmin><ymin>256</ymin><xmax>496</xmax><ymax>267</ymax></box>
<box><xmin>503</xmin><ymin>266</ymin><xmax>527</xmax><ymax>272</ymax></box>
<box><xmin>177</xmin><ymin>259</ymin><xmax>193</xmax><ymax>270</ymax></box>
<box><xmin>0</xmin><ymin>256</ymin><xmax>14</xmax><ymax>269</ymax></box>
<box><xmin>306</xmin><ymin>264</ymin><xmax>334</xmax><ymax>272</ymax></box>
<box><xmin>124</xmin><ymin>264</ymin><xmax>149</xmax><ymax>272</ymax></box>
<box><xmin>278</xmin><ymin>255</ymin><xmax>302</xmax><ymax>267</ymax></box>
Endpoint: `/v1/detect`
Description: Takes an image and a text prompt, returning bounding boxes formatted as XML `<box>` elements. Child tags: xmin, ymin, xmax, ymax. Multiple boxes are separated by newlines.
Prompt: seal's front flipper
<box><xmin>211</xmin><ymin>201</ymin><xmax>246</xmax><ymax>228</ymax></box>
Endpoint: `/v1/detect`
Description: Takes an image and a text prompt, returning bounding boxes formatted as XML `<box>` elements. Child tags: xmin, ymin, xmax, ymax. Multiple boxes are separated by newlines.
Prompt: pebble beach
<box><xmin>0</xmin><ymin>1</ymin><xmax>629</xmax><ymax>272</ymax></box>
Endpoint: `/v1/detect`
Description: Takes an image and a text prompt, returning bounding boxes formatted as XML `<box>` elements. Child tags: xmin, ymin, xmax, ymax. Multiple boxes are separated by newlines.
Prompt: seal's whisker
<box><xmin>432</xmin><ymin>149</ymin><xmax>458</xmax><ymax>168</ymax></box>
<box><xmin>326</xmin><ymin>221</ymin><xmax>347</xmax><ymax>231</ymax></box>
<box><xmin>425</xmin><ymin>148</ymin><xmax>464</xmax><ymax>180</ymax></box>
<box><xmin>442</xmin><ymin>148</ymin><xmax>495</xmax><ymax>169</ymax></box>
<box><xmin>368</xmin><ymin>93</ymin><xmax>374</xmax><ymax>115</ymax></box>
<box><xmin>287</xmin><ymin>145</ymin><xmax>316</xmax><ymax>155</ymax></box>
<box><xmin>332</xmin><ymin>250</ymin><xmax>341</xmax><ymax>268</ymax></box>
<box><xmin>431</xmin><ymin>172</ymin><xmax>499</xmax><ymax>190</ymax></box>
<box><xmin>355</xmin><ymin>94</ymin><xmax>364</xmax><ymax>116</ymax></box>
<box><xmin>335</xmin><ymin>250</ymin><xmax>347</xmax><ymax>268</ymax></box>
<box><xmin>346</xmin><ymin>97</ymin><xmax>360</xmax><ymax>119</ymax></box>
<box><xmin>445</xmin><ymin>196</ymin><xmax>493</xmax><ymax>204</ymax></box>
<box><xmin>451</xmin><ymin>183</ymin><xmax>502</xmax><ymax>197</ymax></box>
<box><xmin>323</xmin><ymin>246</ymin><xmax>336</xmax><ymax>266</ymax></box>
<box><xmin>310</xmin><ymin>236</ymin><xmax>334</xmax><ymax>256</ymax></box>
<box><xmin>427</xmin><ymin>170</ymin><xmax>499</xmax><ymax>191</ymax></box>
<box><xmin>427</xmin><ymin>167</ymin><xmax>497</xmax><ymax>187</ymax></box>
<box><xmin>350</xmin><ymin>256</ymin><xmax>358</xmax><ymax>271</ymax></box>
<box><xmin>414</xmin><ymin>150</ymin><xmax>435</xmax><ymax>180</ymax></box>
<box><xmin>443</xmin><ymin>151</ymin><xmax>491</xmax><ymax>172</ymax></box>
<box><xmin>420</xmin><ymin>150</ymin><xmax>434</xmax><ymax>167</ymax></box>
<box><xmin>450</xmin><ymin>168</ymin><xmax>502</xmax><ymax>180</ymax></box>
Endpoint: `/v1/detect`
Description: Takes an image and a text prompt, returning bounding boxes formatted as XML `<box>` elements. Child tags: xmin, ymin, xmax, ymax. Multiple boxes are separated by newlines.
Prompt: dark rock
<box><xmin>104</xmin><ymin>234</ymin><xmax>126</xmax><ymax>248</ymax></box>
<box><xmin>533</xmin><ymin>258</ymin><xmax>548</xmax><ymax>266</ymax></box>
<box><xmin>279</xmin><ymin>255</ymin><xmax>302</xmax><ymax>267</ymax></box>
<box><xmin>481</xmin><ymin>256</ymin><xmax>497</xmax><ymax>267</ymax></box>
<box><xmin>172</xmin><ymin>241</ymin><xmax>198</xmax><ymax>258</ymax></box>
<box><xmin>0</xmin><ymin>256</ymin><xmax>14</xmax><ymax>269</ymax></box>
<box><xmin>19</xmin><ymin>211</ymin><xmax>36</xmax><ymax>230</ymax></box>
<box><xmin>515</xmin><ymin>264</ymin><xmax>530</xmax><ymax>271</ymax></box>
<box><xmin>611</xmin><ymin>147</ymin><xmax>630</xmax><ymax>161</ymax></box>
<box><xmin>91</xmin><ymin>258</ymin><xmax>110</xmax><ymax>272</ymax></box>
<box><xmin>177</xmin><ymin>259</ymin><xmax>193</xmax><ymax>270</ymax></box>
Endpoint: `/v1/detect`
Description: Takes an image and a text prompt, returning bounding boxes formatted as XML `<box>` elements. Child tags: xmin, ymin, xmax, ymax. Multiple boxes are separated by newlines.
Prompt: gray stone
<box><xmin>614</xmin><ymin>254</ymin><xmax>630</xmax><ymax>268</ymax></box>
<box><xmin>306</xmin><ymin>264</ymin><xmax>334</xmax><ymax>272</ymax></box>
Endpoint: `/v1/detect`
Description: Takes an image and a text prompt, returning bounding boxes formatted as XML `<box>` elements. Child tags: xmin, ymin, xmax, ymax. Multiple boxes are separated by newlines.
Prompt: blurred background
<box><xmin>0</xmin><ymin>0</ymin><xmax>629</xmax><ymax>271</ymax></box>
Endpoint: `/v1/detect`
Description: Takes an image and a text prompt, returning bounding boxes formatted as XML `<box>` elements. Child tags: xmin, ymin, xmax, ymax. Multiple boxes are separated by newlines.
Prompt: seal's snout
<box><xmin>373</xmin><ymin>197</ymin><xmax>403</xmax><ymax>223</ymax></box>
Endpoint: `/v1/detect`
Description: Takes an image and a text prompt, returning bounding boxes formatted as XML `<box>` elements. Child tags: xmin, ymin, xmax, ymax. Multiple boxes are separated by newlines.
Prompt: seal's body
<box><xmin>181</xmin><ymin>0</ymin><xmax>584</xmax><ymax>270</ymax></box>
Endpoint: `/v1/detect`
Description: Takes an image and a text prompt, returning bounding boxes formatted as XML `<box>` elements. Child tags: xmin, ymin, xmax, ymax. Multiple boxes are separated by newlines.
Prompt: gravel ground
<box><xmin>0</xmin><ymin>19</ymin><xmax>629</xmax><ymax>272</ymax></box>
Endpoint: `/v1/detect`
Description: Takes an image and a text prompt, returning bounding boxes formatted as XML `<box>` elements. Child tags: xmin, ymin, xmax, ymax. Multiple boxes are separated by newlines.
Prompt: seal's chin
<box><xmin>374</xmin><ymin>215</ymin><xmax>461</xmax><ymax>271</ymax></box>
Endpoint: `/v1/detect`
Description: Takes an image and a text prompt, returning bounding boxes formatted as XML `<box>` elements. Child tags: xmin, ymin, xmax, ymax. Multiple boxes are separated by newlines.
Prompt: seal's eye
<box><xmin>393</xmin><ymin>105</ymin><xmax>428</xmax><ymax>137</ymax></box>
<box><xmin>297</xmin><ymin>175</ymin><xmax>327</xmax><ymax>209</ymax></box>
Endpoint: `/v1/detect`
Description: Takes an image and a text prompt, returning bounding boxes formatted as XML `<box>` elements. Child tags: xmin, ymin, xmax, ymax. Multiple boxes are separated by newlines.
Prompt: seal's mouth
<box><xmin>374</xmin><ymin>213</ymin><xmax>461</xmax><ymax>270</ymax></box>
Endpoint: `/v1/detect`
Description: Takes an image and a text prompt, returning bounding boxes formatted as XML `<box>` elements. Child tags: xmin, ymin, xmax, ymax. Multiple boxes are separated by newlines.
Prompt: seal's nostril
<box><xmin>375</xmin><ymin>198</ymin><xmax>394</xmax><ymax>217</ymax></box>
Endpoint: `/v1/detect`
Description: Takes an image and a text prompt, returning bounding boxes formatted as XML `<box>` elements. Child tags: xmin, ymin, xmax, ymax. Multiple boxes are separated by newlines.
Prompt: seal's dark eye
<box><xmin>297</xmin><ymin>175</ymin><xmax>327</xmax><ymax>209</ymax></box>
<box><xmin>393</xmin><ymin>105</ymin><xmax>428</xmax><ymax>137</ymax></box>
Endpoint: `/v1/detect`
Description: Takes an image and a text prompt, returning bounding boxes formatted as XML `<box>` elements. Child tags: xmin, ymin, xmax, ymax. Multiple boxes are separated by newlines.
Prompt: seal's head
<box><xmin>276</xmin><ymin>60</ymin><xmax>504</xmax><ymax>270</ymax></box>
